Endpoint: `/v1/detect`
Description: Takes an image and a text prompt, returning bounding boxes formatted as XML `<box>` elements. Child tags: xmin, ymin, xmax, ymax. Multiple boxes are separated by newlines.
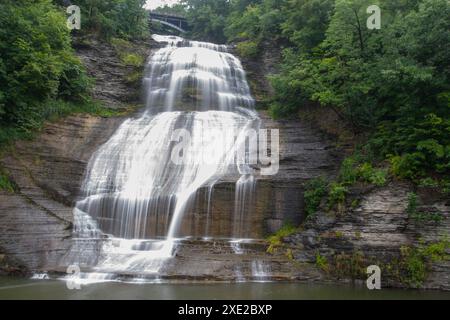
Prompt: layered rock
<box><xmin>0</xmin><ymin>115</ymin><xmax>124</xmax><ymax>273</ymax></box>
<box><xmin>282</xmin><ymin>182</ymin><xmax>450</xmax><ymax>290</ymax></box>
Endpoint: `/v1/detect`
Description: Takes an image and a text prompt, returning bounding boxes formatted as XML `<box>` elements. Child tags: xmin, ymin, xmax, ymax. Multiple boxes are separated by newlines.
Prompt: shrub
<box><xmin>399</xmin><ymin>240</ymin><xmax>449</xmax><ymax>287</ymax></box>
<box><xmin>236</xmin><ymin>40</ymin><xmax>259</xmax><ymax>59</ymax></box>
<box><xmin>0</xmin><ymin>1</ymin><xmax>91</xmax><ymax>134</ymax></box>
<box><xmin>333</xmin><ymin>251</ymin><xmax>366</xmax><ymax>279</ymax></box>
<box><xmin>315</xmin><ymin>252</ymin><xmax>329</xmax><ymax>272</ymax></box>
<box><xmin>339</xmin><ymin>157</ymin><xmax>359</xmax><ymax>185</ymax></box>
<box><xmin>122</xmin><ymin>54</ymin><xmax>144</xmax><ymax>67</ymax></box>
<box><xmin>0</xmin><ymin>169</ymin><xmax>15</xmax><ymax>193</ymax></box>
<box><xmin>266</xmin><ymin>223</ymin><xmax>297</xmax><ymax>254</ymax></box>
<box><xmin>304</xmin><ymin>177</ymin><xmax>328</xmax><ymax>217</ymax></box>
<box><xmin>340</xmin><ymin>158</ymin><xmax>388</xmax><ymax>187</ymax></box>
<box><xmin>327</xmin><ymin>183</ymin><xmax>348</xmax><ymax>211</ymax></box>
<box><xmin>407</xmin><ymin>192</ymin><xmax>443</xmax><ymax>224</ymax></box>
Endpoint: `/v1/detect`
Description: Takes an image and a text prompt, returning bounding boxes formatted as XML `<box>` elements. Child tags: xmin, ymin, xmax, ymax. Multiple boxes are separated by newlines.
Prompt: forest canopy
<box><xmin>0</xmin><ymin>0</ymin><xmax>448</xmax><ymax>185</ymax></box>
<box><xmin>0</xmin><ymin>0</ymin><xmax>149</xmax><ymax>145</ymax></box>
<box><xmin>172</xmin><ymin>0</ymin><xmax>449</xmax><ymax>184</ymax></box>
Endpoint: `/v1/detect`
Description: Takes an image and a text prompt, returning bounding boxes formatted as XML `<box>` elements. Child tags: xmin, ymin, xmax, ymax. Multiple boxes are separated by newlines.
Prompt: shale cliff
<box><xmin>0</xmin><ymin>36</ymin><xmax>341</xmax><ymax>278</ymax></box>
<box><xmin>0</xmin><ymin>37</ymin><xmax>448</xmax><ymax>291</ymax></box>
<box><xmin>0</xmin><ymin>36</ymin><xmax>152</xmax><ymax>274</ymax></box>
<box><xmin>238</xmin><ymin>42</ymin><xmax>450</xmax><ymax>291</ymax></box>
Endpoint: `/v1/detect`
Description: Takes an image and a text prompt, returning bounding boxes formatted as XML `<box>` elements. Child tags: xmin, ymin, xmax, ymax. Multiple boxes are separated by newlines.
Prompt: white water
<box><xmin>64</xmin><ymin>35</ymin><xmax>261</xmax><ymax>281</ymax></box>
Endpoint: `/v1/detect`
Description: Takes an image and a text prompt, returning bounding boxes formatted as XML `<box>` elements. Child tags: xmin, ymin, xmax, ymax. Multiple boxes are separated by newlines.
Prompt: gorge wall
<box><xmin>238</xmin><ymin>41</ymin><xmax>450</xmax><ymax>291</ymax></box>
<box><xmin>0</xmin><ymin>36</ymin><xmax>448</xmax><ymax>291</ymax></box>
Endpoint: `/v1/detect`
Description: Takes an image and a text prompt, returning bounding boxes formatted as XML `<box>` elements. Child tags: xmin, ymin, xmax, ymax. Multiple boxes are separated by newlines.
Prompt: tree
<box><xmin>0</xmin><ymin>0</ymin><xmax>90</xmax><ymax>131</ymax></box>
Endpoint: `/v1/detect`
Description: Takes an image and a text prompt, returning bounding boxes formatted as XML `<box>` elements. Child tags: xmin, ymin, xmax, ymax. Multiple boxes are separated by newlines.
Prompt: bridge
<box><xmin>149</xmin><ymin>12</ymin><xmax>189</xmax><ymax>33</ymax></box>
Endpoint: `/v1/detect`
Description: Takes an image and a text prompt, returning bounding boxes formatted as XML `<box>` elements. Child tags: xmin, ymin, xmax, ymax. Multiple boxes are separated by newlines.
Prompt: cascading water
<box><xmin>63</xmin><ymin>35</ymin><xmax>262</xmax><ymax>282</ymax></box>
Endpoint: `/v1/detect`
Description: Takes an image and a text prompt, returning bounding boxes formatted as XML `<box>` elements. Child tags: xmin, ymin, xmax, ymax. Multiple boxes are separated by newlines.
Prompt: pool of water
<box><xmin>0</xmin><ymin>277</ymin><xmax>449</xmax><ymax>300</ymax></box>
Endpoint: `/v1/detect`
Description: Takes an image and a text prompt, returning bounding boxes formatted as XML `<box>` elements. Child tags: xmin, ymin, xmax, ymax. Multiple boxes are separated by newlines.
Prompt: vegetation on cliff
<box><xmin>0</xmin><ymin>0</ymin><xmax>149</xmax><ymax>148</ymax></box>
<box><xmin>175</xmin><ymin>0</ymin><xmax>449</xmax><ymax>190</ymax></box>
<box><xmin>60</xmin><ymin>0</ymin><xmax>149</xmax><ymax>40</ymax></box>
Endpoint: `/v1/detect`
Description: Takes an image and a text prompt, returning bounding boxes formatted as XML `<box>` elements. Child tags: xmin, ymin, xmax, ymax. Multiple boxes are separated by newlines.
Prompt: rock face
<box><xmin>172</xmin><ymin>111</ymin><xmax>342</xmax><ymax>239</ymax></box>
<box><xmin>0</xmin><ymin>37</ymin><xmax>143</xmax><ymax>274</ymax></box>
<box><xmin>0</xmin><ymin>115</ymin><xmax>124</xmax><ymax>273</ymax></box>
<box><xmin>73</xmin><ymin>36</ymin><xmax>155</xmax><ymax>109</ymax></box>
<box><xmin>283</xmin><ymin>183</ymin><xmax>450</xmax><ymax>290</ymax></box>
<box><xmin>237</xmin><ymin>42</ymin><xmax>450</xmax><ymax>291</ymax></box>
<box><xmin>0</xmin><ymin>35</ymin><xmax>341</xmax><ymax>276</ymax></box>
<box><xmin>1</xmin><ymin>37</ymin><xmax>448</xmax><ymax>291</ymax></box>
<box><xmin>0</xmin><ymin>108</ymin><xmax>341</xmax><ymax>275</ymax></box>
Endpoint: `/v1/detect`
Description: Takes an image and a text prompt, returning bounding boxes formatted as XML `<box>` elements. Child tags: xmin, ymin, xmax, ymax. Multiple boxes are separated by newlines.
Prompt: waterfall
<box><xmin>63</xmin><ymin>35</ymin><xmax>262</xmax><ymax>280</ymax></box>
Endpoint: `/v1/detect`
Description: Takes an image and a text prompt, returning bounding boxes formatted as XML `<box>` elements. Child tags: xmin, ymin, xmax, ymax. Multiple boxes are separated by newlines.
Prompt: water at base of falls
<box><xmin>62</xmin><ymin>35</ymin><xmax>264</xmax><ymax>283</ymax></box>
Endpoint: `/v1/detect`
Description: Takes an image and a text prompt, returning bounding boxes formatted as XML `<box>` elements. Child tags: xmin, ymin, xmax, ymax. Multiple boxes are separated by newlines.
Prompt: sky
<box><xmin>145</xmin><ymin>0</ymin><xmax>181</xmax><ymax>10</ymax></box>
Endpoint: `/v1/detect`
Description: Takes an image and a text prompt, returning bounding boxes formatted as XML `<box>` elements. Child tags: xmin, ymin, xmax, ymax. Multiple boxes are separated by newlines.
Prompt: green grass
<box><xmin>398</xmin><ymin>239</ymin><xmax>449</xmax><ymax>287</ymax></box>
<box><xmin>110</xmin><ymin>37</ymin><xmax>145</xmax><ymax>68</ymax></box>
<box><xmin>0</xmin><ymin>168</ymin><xmax>15</xmax><ymax>193</ymax></box>
<box><xmin>266</xmin><ymin>223</ymin><xmax>298</xmax><ymax>254</ymax></box>
<box><xmin>315</xmin><ymin>252</ymin><xmax>329</xmax><ymax>272</ymax></box>
<box><xmin>122</xmin><ymin>54</ymin><xmax>144</xmax><ymax>67</ymax></box>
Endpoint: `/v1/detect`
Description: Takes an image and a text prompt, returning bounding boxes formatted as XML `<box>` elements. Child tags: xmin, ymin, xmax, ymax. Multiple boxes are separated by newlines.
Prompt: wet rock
<box><xmin>286</xmin><ymin>182</ymin><xmax>450</xmax><ymax>290</ymax></box>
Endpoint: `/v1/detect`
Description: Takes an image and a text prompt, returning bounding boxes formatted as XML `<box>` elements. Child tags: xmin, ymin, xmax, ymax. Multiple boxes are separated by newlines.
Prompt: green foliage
<box><xmin>266</xmin><ymin>222</ymin><xmax>297</xmax><ymax>254</ymax></box>
<box><xmin>399</xmin><ymin>240</ymin><xmax>449</xmax><ymax>287</ymax></box>
<box><xmin>0</xmin><ymin>126</ymin><xmax>33</xmax><ymax>148</ymax></box>
<box><xmin>406</xmin><ymin>192</ymin><xmax>419</xmax><ymax>217</ymax></box>
<box><xmin>235</xmin><ymin>41</ymin><xmax>259</xmax><ymax>59</ymax></box>
<box><xmin>183</xmin><ymin>0</ymin><xmax>231</xmax><ymax>43</ymax></box>
<box><xmin>0</xmin><ymin>168</ymin><xmax>15</xmax><ymax>193</ymax></box>
<box><xmin>0</xmin><ymin>0</ymin><xmax>92</xmax><ymax>135</ymax></box>
<box><xmin>122</xmin><ymin>54</ymin><xmax>144</xmax><ymax>67</ymax></box>
<box><xmin>153</xmin><ymin>4</ymin><xmax>187</xmax><ymax>17</ymax></box>
<box><xmin>333</xmin><ymin>251</ymin><xmax>366</xmax><ymax>279</ymax></box>
<box><xmin>304</xmin><ymin>177</ymin><xmax>328</xmax><ymax>216</ymax></box>
<box><xmin>315</xmin><ymin>252</ymin><xmax>329</xmax><ymax>272</ymax></box>
<box><xmin>338</xmin><ymin>155</ymin><xmax>389</xmax><ymax>187</ymax></box>
<box><xmin>260</xmin><ymin>0</ymin><xmax>450</xmax><ymax>182</ymax></box>
<box><xmin>73</xmin><ymin>0</ymin><xmax>149</xmax><ymax>40</ymax></box>
<box><xmin>327</xmin><ymin>182</ymin><xmax>348</xmax><ymax>211</ymax></box>
<box><xmin>406</xmin><ymin>192</ymin><xmax>443</xmax><ymax>224</ymax></box>
<box><xmin>43</xmin><ymin>99</ymin><xmax>125</xmax><ymax>120</ymax></box>
<box><xmin>110</xmin><ymin>38</ymin><xmax>145</xmax><ymax>83</ymax></box>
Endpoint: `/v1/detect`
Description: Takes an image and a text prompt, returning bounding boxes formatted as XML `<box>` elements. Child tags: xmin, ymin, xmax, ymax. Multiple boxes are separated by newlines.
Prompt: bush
<box><xmin>267</xmin><ymin>223</ymin><xmax>297</xmax><ymax>254</ymax></box>
<box><xmin>122</xmin><ymin>54</ymin><xmax>144</xmax><ymax>67</ymax></box>
<box><xmin>327</xmin><ymin>182</ymin><xmax>348</xmax><ymax>211</ymax></box>
<box><xmin>406</xmin><ymin>192</ymin><xmax>443</xmax><ymax>224</ymax></box>
<box><xmin>304</xmin><ymin>177</ymin><xmax>328</xmax><ymax>216</ymax></box>
<box><xmin>399</xmin><ymin>240</ymin><xmax>449</xmax><ymax>287</ymax></box>
<box><xmin>236</xmin><ymin>41</ymin><xmax>259</xmax><ymax>59</ymax></box>
<box><xmin>339</xmin><ymin>157</ymin><xmax>359</xmax><ymax>185</ymax></box>
<box><xmin>358</xmin><ymin>163</ymin><xmax>388</xmax><ymax>187</ymax></box>
<box><xmin>0</xmin><ymin>0</ymin><xmax>91</xmax><ymax>133</ymax></box>
<box><xmin>74</xmin><ymin>0</ymin><xmax>149</xmax><ymax>40</ymax></box>
<box><xmin>0</xmin><ymin>168</ymin><xmax>15</xmax><ymax>193</ymax></box>
<box><xmin>315</xmin><ymin>252</ymin><xmax>329</xmax><ymax>272</ymax></box>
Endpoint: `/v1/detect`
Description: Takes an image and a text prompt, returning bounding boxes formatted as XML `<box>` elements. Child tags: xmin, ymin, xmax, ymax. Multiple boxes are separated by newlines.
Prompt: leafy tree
<box><xmin>0</xmin><ymin>0</ymin><xmax>91</xmax><ymax>133</ymax></box>
<box><xmin>153</xmin><ymin>3</ymin><xmax>187</xmax><ymax>16</ymax></box>
<box><xmin>269</xmin><ymin>0</ymin><xmax>450</xmax><ymax>180</ymax></box>
<box><xmin>72</xmin><ymin>0</ymin><xmax>149</xmax><ymax>40</ymax></box>
<box><xmin>183</xmin><ymin>0</ymin><xmax>231</xmax><ymax>43</ymax></box>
